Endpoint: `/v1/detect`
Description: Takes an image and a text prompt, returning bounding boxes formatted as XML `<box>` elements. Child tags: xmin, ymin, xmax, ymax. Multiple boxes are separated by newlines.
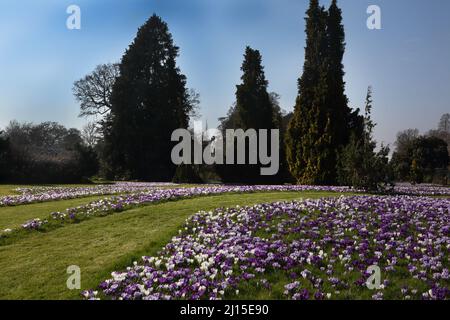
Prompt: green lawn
<box><xmin>0</xmin><ymin>191</ymin><xmax>342</xmax><ymax>300</ymax></box>
<box><xmin>0</xmin><ymin>185</ymin><xmax>22</xmax><ymax>196</ymax></box>
<box><xmin>0</xmin><ymin>196</ymin><xmax>111</xmax><ymax>230</ymax></box>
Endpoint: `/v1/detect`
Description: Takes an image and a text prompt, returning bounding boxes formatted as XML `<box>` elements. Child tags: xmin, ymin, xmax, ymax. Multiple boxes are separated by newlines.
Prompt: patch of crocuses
<box><xmin>21</xmin><ymin>218</ymin><xmax>47</xmax><ymax>230</ymax></box>
<box><xmin>88</xmin><ymin>196</ymin><xmax>449</xmax><ymax>300</ymax></box>
<box><xmin>394</xmin><ymin>183</ymin><xmax>450</xmax><ymax>196</ymax></box>
<box><xmin>2</xmin><ymin>182</ymin><xmax>448</xmax><ymax>208</ymax></box>
<box><xmin>1</xmin><ymin>185</ymin><xmax>354</xmax><ymax>234</ymax></box>
<box><xmin>47</xmin><ymin>185</ymin><xmax>353</xmax><ymax>223</ymax></box>
<box><xmin>0</xmin><ymin>182</ymin><xmax>176</xmax><ymax>207</ymax></box>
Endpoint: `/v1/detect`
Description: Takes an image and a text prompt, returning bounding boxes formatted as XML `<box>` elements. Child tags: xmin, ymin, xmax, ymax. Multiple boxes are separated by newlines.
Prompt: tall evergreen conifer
<box><xmin>286</xmin><ymin>0</ymin><xmax>334</xmax><ymax>184</ymax></box>
<box><xmin>219</xmin><ymin>47</ymin><xmax>277</xmax><ymax>183</ymax></box>
<box><xmin>286</xmin><ymin>0</ymin><xmax>362</xmax><ymax>184</ymax></box>
<box><xmin>105</xmin><ymin>14</ymin><xmax>193</xmax><ymax>180</ymax></box>
<box><xmin>235</xmin><ymin>47</ymin><xmax>274</xmax><ymax>131</ymax></box>
<box><xmin>326</xmin><ymin>0</ymin><xmax>351</xmax><ymax>147</ymax></box>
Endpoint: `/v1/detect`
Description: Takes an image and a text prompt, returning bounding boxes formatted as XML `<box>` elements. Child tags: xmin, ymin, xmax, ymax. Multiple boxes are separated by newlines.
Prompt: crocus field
<box><xmin>84</xmin><ymin>195</ymin><xmax>450</xmax><ymax>300</ymax></box>
<box><xmin>0</xmin><ymin>183</ymin><xmax>448</xmax><ymax>300</ymax></box>
<box><xmin>0</xmin><ymin>182</ymin><xmax>176</xmax><ymax>207</ymax></box>
<box><xmin>2</xmin><ymin>185</ymin><xmax>353</xmax><ymax>237</ymax></box>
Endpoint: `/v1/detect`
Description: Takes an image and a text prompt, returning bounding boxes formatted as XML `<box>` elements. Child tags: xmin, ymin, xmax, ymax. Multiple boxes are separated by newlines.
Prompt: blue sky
<box><xmin>0</xmin><ymin>0</ymin><xmax>449</xmax><ymax>146</ymax></box>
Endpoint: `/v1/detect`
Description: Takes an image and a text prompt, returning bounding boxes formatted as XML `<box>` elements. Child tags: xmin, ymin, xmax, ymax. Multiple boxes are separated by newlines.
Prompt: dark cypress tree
<box><xmin>105</xmin><ymin>14</ymin><xmax>193</xmax><ymax>181</ymax></box>
<box><xmin>285</xmin><ymin>0</ymin><xmax>334</xmax><ymax>184</ymax></box>
<box><xmin>326</xmin><ymin>0</ymin><xmax>350</xmax><ymax>147</ymax></box>
<box><xmin>219</xmin><ymin>46</ymin><xmax>277</xmax><ymax>183</ymax></box>
<box><xmin>327</xmin><ymin>0</ymin><xmax>364</xmax><ymax>146</ymax></box>
<box><xmin>235</xmin><ymin>47</ymin><xmax>274</xmax><ymax>131</ymax></box>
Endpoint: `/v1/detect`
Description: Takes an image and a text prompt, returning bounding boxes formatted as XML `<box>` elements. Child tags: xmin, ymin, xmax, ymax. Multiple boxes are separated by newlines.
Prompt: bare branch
<box><xmin>73</xmin><ymin>63</ymin><xmax>120</xmax><ymax>118</ymax></box>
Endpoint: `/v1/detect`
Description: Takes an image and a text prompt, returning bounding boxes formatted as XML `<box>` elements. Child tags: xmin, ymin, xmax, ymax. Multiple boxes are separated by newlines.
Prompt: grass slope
<box><xmin>0</xmin><ymin>191</ymin><xmax>341</xmax><ymax>300</ymax></box>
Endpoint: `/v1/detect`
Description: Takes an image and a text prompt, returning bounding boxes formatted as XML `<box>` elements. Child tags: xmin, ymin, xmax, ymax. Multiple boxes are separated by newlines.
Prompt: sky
<box><xmin>0</xmin><ymin>0</ymin><xmax>449</xmax><ymax>147</ymax></box>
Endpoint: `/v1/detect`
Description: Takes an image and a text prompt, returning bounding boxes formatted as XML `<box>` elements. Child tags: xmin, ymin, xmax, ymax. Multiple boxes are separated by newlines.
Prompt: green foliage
<box><xmin>412</xmin><ymin>137</ymin><xmax>448</xmax><ymax>177</ymax></box>
<box><xmin>286</xmin><ymin>0</ymin><xmax>359</xmax><ymax>185</ymax></box>
<box><xmin>104</xmin><ymin>14</ymin><xmax>194</xmax><ymax>181</ymax></box>
<box><xmin>390</xmin><ymin>129</ymin><xmax>420</xmax><ymax>181</ymax></box>
<box><xmin>392</xmin><ymin>133</ymin><xmax>449</xmax><ymax>184</ymax></box>
<box><xmin>337</xmin><ymin>136</ymin><xmax>393</xmax><ymax>191</ymax></box>
<box><xmin>337</xmin><ymin>87</ymin><xmax>394</xmax><ymax>191</ymax></box>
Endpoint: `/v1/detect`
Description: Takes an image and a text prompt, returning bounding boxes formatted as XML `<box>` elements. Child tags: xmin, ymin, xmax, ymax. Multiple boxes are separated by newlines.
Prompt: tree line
<box><xmin>0</xmin><ymin>121</ymin><xmax>97</xmax><ymax>183</ymax></box>
<box><xmin>0</xmin><ymin>0</ymin><xmax>448</xmax><ymax>187</ymax></box>
<box><xmin>391</xmin><ymin>114</ymin><xmax>450</xmax><ymax>185</ymax></box>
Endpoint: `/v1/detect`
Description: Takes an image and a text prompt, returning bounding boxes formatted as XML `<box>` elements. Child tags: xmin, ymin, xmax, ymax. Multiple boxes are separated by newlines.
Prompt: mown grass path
<box><xmin>0</xmin><ymin>191</ymin><xmax>343</xmax><ymax>299</ymax></box>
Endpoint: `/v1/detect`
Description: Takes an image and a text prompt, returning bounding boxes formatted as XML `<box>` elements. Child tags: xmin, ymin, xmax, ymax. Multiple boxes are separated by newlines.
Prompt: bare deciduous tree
<box><xmin>395</xmin><ymin>129</ymin><xmax>420</xmax><ymax>153</ymax></box>
<box><xmin>81</xmin><ymin>122</ymin><xmax>101</xmax><ymax>148</ymax></box>
<box><xmin>73</xmin><ymin>63</ymin><xmax>120</xmax><ymax>118</ymax></box>
<box><xmin>429</xmin><ymin>114</ymin><xmax>450</xmax><ymax>155</ymax></box>
<box><xmin>187</xmin><ymin>88</ymin><xmax>201</xmax><ymax>119</ymax></box>
<box><xmin>438</xmin><ymin>113</ymin><xmax>450</xmax><ymax>133</ymax></box>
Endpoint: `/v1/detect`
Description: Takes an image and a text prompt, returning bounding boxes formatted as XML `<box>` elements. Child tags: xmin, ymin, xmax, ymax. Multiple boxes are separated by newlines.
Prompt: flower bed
<box><xmin>0</xmin><ymin>185</ymin><xmax>353</xmax><ymax>241</ymax></box>
<box><xmin>88</xmin><ymin>196</ymin><xmax>450</xmax><ymax>300</ymax></box>
<box><xmin>2</xmin><ymin>182</ymin><xmax>447</xmax><ymax>208</ymax></box>
<box><xmin>394</xmin><ymin>184</ymin><xmax>450</xmax><ymax>196</ymax></box>
<box><xmin>0</xmin><ymin>182</ymin><xmax>176</xmax><ymax>207</ymax></box>
<box><xmin>27</xmin><ymin>185</ymin><xmax>354</xmax><ymax>227</ymax></box>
